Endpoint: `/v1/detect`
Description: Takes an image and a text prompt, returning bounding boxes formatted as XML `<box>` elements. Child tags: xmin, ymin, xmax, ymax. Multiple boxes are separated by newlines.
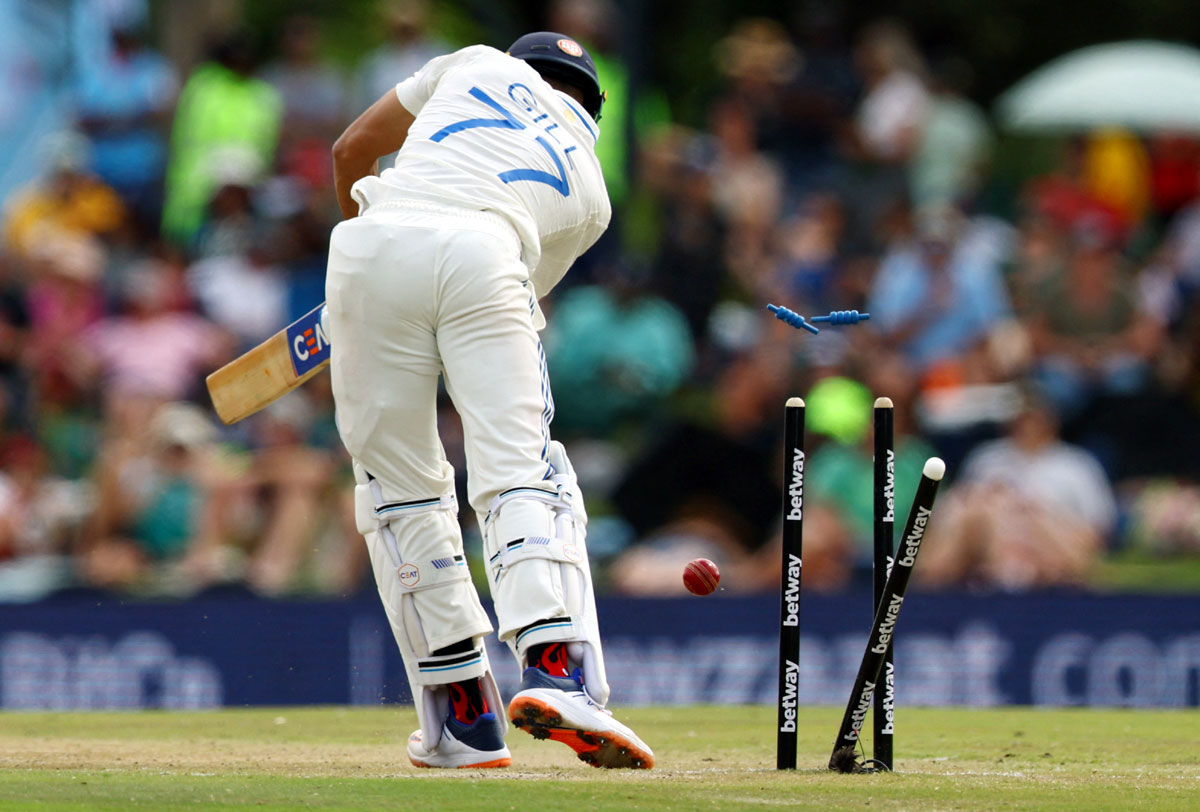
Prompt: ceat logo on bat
<box><xmin>557</xmin><ymin>38</ymin><xmax>583</xmax><ymax>57</ymax></box>
<box><xmin>286</xmin><ymin>304</ymin><xmax>331</xmax><ymax>376</ymax></box>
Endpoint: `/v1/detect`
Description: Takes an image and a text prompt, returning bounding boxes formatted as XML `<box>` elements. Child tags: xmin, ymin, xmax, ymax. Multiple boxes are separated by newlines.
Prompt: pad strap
<box><xmin>486</xmin><ymin>486</ymin><xmax>563</xmax><ymax>519</ymax></box>
<box><xmin>488</xmin><ymin>534</ymin><xmax>583</xmax><ymax>581</ymax></box>
<box><xmin>415</xmin><ymin>645</ymin><xmax>487</xmax><ymax>682</ymax></box>
<box><xmin>375</xmin><ymin>492</ymin><xmax>458</xmax><ymax>518</ymax></box>
<box><xmin>366</xmin><ymin>478</ymin><xmax>467</xmax><ymax>590</ymax></box>
<box><xmin>394</xmin><ymin>554</ymin><xmax>471</xmax><ymax>593</ymax></box>
<box><xmin>515</xmin><ymin>616</ymin><xmax>577</xmax><ymax>648</ymax></box>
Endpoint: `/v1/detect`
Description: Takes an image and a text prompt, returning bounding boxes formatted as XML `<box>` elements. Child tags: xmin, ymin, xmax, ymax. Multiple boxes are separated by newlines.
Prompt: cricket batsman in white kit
<box><xmin>325</xmin><ymin>32</ymin><xmax>654</xmax><ymax>769</ymax></box>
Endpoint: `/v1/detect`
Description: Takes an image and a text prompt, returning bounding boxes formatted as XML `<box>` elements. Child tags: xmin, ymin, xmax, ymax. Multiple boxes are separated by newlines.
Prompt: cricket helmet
<box><xmin>508</xmin><ymin>31</ymin><xmax>605</xmax><ymax>121</ymax></box>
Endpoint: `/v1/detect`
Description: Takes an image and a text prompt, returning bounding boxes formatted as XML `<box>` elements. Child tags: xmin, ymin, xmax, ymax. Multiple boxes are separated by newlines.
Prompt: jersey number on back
<box><xmin>430</xmin><ymin>86</ymin><xmax>575</xmax><ymax>198</ymax></box>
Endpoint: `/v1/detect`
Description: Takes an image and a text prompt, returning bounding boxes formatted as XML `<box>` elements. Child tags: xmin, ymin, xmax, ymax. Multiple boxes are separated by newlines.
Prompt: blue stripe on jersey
<box><xmin>430</xmin><ymin>87</ymin><xmax>522</xmax><ymax>141</ymax></box>
<box><xmin>562</xmin><ymin>99</ymin><xmax>598</xmax><ymax>143</ymax></box>
<box><xmin>498</xmin><ymin>135</ymin><xmax>570</xmax><ymax>197</ymax></box>
<box><xmin>430</xmin><ymin>87</ymin><xmax>574</xmax><ymax>197</ymax></box>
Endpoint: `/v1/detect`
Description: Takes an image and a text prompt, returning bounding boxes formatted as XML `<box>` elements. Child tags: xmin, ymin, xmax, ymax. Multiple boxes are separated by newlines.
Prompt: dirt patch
<box><xmin>0</xmin><ymin>735</ymin><xmax>669</xmax><ymax>779</ymax></box>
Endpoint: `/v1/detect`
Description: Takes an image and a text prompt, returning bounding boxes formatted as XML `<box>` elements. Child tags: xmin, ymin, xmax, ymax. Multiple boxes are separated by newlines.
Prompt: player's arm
<box><xmin>332</xmin><ymin>90</ymin><xmax>416</xmax><ymax>220</ymax></box>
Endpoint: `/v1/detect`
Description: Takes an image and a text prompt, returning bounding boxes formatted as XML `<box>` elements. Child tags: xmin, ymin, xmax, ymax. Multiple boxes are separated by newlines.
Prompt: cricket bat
<box><xmin>206</xmin><ymin>303</ymin><xmax>331</xmax><ymax>425</ymax></box>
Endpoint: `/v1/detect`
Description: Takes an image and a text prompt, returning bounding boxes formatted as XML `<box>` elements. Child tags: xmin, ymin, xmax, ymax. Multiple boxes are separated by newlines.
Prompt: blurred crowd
<box><xmin>2</xmin><ymin>0</ymin><xmax>1199</xmax><ymax>602</ymax></box>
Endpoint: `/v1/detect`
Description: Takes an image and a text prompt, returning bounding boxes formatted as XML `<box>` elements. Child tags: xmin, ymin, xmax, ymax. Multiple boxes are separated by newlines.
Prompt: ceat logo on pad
<box><xmin>397</xmin><ymin>563</ymin><xmax>420</xmax><ymax>587</ymax></box>
<box><xmin>557</xmin><ymin>38</ymin><xmax>583</xmax><ymax>57</ymax></box>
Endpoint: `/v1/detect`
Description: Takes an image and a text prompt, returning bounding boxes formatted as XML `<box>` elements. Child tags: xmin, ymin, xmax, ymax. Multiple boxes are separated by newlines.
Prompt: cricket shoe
<box><xmin>508</xmin><ymin>668</ymin><xmax>655</xmax><ymax>769</ymax></box>
<box><xmin>407</xmin><ymin>711</ymin><xmax>512</xmax><ymax>769</ymax></box>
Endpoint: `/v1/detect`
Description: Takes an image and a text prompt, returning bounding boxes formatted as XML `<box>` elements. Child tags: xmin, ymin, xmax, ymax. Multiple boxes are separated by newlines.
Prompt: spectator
<box><xmin>707</xmin><ymin>95</ymin><xmax>786</xmax><ymax>291</ymax></box>
<box><xmin>191</xmin><ymin>149</ymin><xmax>264</xmax><ymax>259</ymax></box>
<box><xmin>352</xmin><ymin>0</ymin><xmax>450</xmax><ymax>170</ymax></box>
<box><xmin>768</xmin><ymin>191</ymin><xmax>851</xmax><ymax>314</ymax></box>
<box><xmin>849</xmin><ymin>19</ymin><xmax>928</xmax><ymax>167</ymax></box>
<box><xmin>161</xmin><ymin>32</ymin><xmax>281</xmax><ymax>246</ymax></box>
<box><xmin>544</xmin><ymin>259</ymin><xmax>694</xmax><ymax>437</ymax></box>
<box><xmin>353</xmin><ymin>0</ymin><xmax>449</xmax><ymax>112</ymax></box>
<box><xmin>23</xmin><ymin>232</ymin><xmax>108</xmax><ymax>407</ymax></box>
<box><xmin>713</xmin><ymin>18</ymin><xmax>803</xmax><ymax>139</ymax></box>
<box><xmin>85</xmin><ymin>391</ymin><xmax>346</xmax><ymax>597</ymax></box>
<box><xmin>773</xmin><ymin>0</ymin><xmax>859</xmax><ymax>194</ymax></box>
<box><xmin>1008</xmin><ymin>212</ymin><xmax>1068</xmax><ymax>317</ymax></box>
<box><xmin>0</xmin><ymin>435</ymin><xmax>90</xmax><ymax>601</ymax></box>
<box><xmin>187</xmin><ymin>222</ymin><xmax>290</xmax><ymax>349</ymax></box>
<box><xmin>867</xmin><ymin>204</ymin><xmax>1013</xmax><ymax>380</ymax></box>
<box><xmin>260</xmin><ymin>14</ymin><xmax>345</xmax><ymax>184</ymax></box>
<box><xmin>640</xmin><ymin>128</ymin><xmax>730</xmax><ymax>343</ymax></box>
<box><xmin>1026</xmin><ymin>218</ymin><xmax>1165</xmax><ymax>419</ymax></box>
<box><xmin>2</xmin><ymin>132</ymin><xmax>127</xmax><ymax>261</ymax></box>
<box><xmin>843</xmin><ymin>19</ymin><xmax>929</xmax><ymax>252</ymax></box>
<box><xmin>908</xmin><ymin>55</ymin><xmax>992</xmax><ymax>211</ymax></box>
<box><xmin>73</xmin><ymin>17</ymin><xmax>179</xmax><ymax>224</ymax></box>
<box><xmin>1157</xmin><ymin>184</ymin><xmax>1200</xmax><ymax>296</ymax></box>
<box><xmin>919</xmin><ymin>386</ymin><xmax>1118</xmax><ymax>590</ymax></box>
<box><xmin>1122</xmin><ymin>477</ymin><xmax>1200</xmax><ymax>559</ymax></box>
<box><xmin>233</xmin><ymin>394</ymin><xmax>339</xmax><ymax>595</ymax></box>
<box><xmin>288</xmin><ymin>374</ymin><xmax>364</xmax><ymax>595</ymax></box>
<box><xmin>1024</xmin><ymin>135</ymin><xmax>1130</xmax><ymax>248</ymax></box>
<box><xmin>80</xmin><ymin>258</ymin><xmax>233</xmax><ymax>402</ymax></box>
<box><xmin>711</xmin><ymin>18</ymin><xmax>803</xmax><ymax>200</ymax></box>
<box><xmin>273</xmin><ymin>199</ymin><xmax>336</xmax><ymax>321</ymax></box>
<box><xmin>81</xmin><ymin>401</ymin><xmax>236</xmax><ymax>594</ymax></box>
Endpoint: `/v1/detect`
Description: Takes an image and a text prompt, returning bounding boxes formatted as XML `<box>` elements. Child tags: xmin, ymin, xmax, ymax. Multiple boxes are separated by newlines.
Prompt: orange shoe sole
<box><xmin>509</xmin><ymin>696</ymin><xmax>654</xmax><ymax>769</ymax></box>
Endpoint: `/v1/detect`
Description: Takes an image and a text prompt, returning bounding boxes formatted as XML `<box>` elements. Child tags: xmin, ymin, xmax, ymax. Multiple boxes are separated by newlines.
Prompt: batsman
<box><xmin>324</xmin><ymin>32</ymin><xmax>653</xmax><ymax>770</ymax></box>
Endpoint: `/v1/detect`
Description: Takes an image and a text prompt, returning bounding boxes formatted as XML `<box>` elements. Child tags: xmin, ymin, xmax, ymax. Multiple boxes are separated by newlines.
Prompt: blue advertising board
<box><xmin>1</xmin><ymin>590</ymin><xmax>1197</xmax><ymax>709</ymax></box>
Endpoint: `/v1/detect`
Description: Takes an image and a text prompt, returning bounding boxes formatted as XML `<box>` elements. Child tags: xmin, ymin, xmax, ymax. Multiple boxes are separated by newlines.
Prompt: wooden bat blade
<box><xmin>206</xmin><ymin>303</ymin><xmax>331</xmax><ymax>425</ymax></box>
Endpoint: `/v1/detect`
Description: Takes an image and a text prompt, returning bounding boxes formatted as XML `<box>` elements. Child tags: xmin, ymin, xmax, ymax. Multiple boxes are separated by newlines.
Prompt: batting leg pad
<box><xmin>354</xmin><ymin>466</ymin><xmax>501</xmax><ymax>749</ymax></box>
<box><xmin>482</xmin><ymin>441</ymin><xmax>610</xmax><ymax>706</ymax></box>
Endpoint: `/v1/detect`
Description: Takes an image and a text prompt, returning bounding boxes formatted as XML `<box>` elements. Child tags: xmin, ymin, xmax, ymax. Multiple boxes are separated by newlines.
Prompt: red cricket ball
<box><xmin>683</xmin><ymin>558</ymin><xmax>721</xmax><ymax>596</ymax></box>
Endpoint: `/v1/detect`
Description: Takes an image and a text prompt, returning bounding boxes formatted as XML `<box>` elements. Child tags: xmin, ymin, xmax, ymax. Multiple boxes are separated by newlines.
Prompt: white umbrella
<box><xmin>995</xmin><ymin>40</ymin><xmax>1200</xmax><ymax>133</ymax></box>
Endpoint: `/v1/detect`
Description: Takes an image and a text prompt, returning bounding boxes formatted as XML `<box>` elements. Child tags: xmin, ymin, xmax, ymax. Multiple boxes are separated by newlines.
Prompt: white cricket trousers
<box><xmin>325</xmin><ymin>200</ymin><xmax>558</xmax><ymax>653</ymax></box>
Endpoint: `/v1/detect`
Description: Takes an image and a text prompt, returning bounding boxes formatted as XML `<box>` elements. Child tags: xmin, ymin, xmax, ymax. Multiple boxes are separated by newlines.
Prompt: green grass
<box><xmin>1091</xmin><ymin>550</ymin><xmax>1200</xmax><ymax>593</ymax></box>
<box><xmin>1</xmin><ymin>706</ymin><xmax>1197</xmax><ymax>811</ymax></box>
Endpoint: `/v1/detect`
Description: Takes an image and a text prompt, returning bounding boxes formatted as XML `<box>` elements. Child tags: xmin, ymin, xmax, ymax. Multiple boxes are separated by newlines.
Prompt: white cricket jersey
<box><xmin>350</xmin><ymin>45</ymin><xmax>610</xmax><ymax>305</ymax></box>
